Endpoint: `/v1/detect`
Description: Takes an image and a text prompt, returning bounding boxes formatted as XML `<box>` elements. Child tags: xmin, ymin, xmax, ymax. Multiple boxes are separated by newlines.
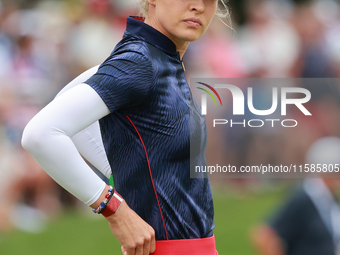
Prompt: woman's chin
<box><xmin>180</xmin><ymin>32</ymin><xmax>203</xmax><ymax>42</ymax></box>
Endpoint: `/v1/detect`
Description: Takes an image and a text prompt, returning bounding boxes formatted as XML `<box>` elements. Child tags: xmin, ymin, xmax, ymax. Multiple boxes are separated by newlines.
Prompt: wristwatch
<box><xmin>102</xmin><ymin>191</ymin><xmax>124</xmax><ymax>217</ymax></box>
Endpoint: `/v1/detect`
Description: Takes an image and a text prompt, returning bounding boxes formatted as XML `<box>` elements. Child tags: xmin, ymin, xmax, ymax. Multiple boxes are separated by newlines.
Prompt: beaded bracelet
<box><xmin>93</xmin><ymin>185</ymin><xmax>113</xmax><ymax>214</ymax></box>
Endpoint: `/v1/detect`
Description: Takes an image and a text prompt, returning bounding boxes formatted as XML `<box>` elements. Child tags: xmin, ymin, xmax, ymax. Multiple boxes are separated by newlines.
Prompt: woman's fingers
<box><xmin>121</xmin><ymin>246</ymin><xmax>126</xmax><ymax>254</ymax></box>
<box><xmin>108</xmin><ymin>201</ymin><xmax>156</xmax><ymax>255</ymax></box>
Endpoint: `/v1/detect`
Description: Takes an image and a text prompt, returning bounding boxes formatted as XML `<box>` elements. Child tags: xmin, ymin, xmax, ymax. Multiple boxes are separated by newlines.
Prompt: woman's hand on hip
<box><xmin>106</xmin><ymin>200</ymin><xmax>156</xmax><ymax>255</ymax></box>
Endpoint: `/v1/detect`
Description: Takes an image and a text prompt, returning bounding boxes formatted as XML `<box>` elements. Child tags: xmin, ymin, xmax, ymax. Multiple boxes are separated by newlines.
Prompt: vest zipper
<box><xmin>176</xmin><ymin>52</ymin><xmax>186</xmax><ymax>72</ymax></box>
<box><xmin>181</xmin><ymin>60</ymin><xmax>186</xmax><ymax>72</ymax></box>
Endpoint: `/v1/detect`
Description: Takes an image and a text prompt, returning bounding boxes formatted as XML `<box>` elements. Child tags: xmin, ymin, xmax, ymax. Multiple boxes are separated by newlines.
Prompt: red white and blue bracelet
<box><xmin>92</xmin><ymin>185</ymin><xmax>123</xmax><ymax>217</ymax></box>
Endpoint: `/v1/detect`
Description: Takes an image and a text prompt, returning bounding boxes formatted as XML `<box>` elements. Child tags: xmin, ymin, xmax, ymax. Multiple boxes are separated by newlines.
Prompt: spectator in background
<box><xmin>324</xmin><ymin>0</ymin><xmax>340</xmax><ymax>78</ymax></box>
<box><xmin>65</xmin><ymin>0</ymin><xmax>123</xmax><ymax>73</ymax></box>
<box><xmin>0</xmin><ymin>0</ymin><xmax>130</xmax><ymax>234</ymax></box>
<box><xmin>237</xmin><ymin>0</ymin><xmax>299</xmax><ymax>78</ymax></box>
<box><xmin>251</xmin><ymin>137</ymin><xmax>340</xmax><ymax>255</ymax></box>
<box><xmin>0</xmin><ymin>1</ymin><xmax>67</xmax><ymax>233</ymax></box>
<box><xmin>290</xmin><ymin>0</ymin><xmax>337</xmax><ymax>78</ymax></box>
<box><xmin>187</xmin><ymin>15</ymin><xmax>245</xmax><ymax>78</ymax></box>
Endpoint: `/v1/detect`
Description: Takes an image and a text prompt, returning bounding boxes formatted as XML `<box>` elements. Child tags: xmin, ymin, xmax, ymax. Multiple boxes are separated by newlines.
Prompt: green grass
<box><xmin>212</xmin><ymin>184</ymin><xmax>288</xmax><ymax>254</ymax></box>
<box><xmin>0</xmin><ymin>184</ymin><xmax>289</xmax><ymax>255</ymax></box>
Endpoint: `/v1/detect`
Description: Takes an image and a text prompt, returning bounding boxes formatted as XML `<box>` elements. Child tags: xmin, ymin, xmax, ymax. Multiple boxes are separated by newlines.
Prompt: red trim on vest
<box><xmin>126</xmin><ymin>116</ymin><xmax>169</xmax><ymax>240</ymax></box>
<box><xmin>130</xmin><ymin>16</ymin><xmax>145</xmax><ymax>22</ymax></box>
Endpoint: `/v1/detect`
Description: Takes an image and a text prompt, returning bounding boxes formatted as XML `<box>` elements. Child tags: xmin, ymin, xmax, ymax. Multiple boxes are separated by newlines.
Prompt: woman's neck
<box><xmin>144</xmin><ymin>16</ymin><xmax>189</xmax><ymax>60</ymax></box>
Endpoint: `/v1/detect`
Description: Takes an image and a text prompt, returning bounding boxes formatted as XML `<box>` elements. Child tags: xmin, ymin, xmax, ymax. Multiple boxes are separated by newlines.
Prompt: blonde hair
<box><xmin>216</xmin><ymin>0</ymin><xmax>234</xmax><ymax>31</ymax></box>
<box><xmin>137</xmin><ymin>0</ymin><xmax>149</xmax><ymax>18</ymax></box>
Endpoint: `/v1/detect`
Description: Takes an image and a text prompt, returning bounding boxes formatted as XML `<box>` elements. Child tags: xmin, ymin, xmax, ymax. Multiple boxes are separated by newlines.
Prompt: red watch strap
<box><xmin>102</xmin><ymin>191</ymin><xmax>123</xmax><ymax>217</ymax></box>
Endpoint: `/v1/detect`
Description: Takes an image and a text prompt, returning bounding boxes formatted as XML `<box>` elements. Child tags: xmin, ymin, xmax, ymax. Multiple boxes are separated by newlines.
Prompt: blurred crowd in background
<box><xmin>0</xmin><ymin>0</ymin><xmax>340</xmax><ymax>248</ymax></box>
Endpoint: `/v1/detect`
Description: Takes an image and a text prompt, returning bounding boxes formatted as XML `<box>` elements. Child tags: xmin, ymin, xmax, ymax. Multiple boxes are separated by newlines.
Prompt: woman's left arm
<box><xmin>22</xmin><ymin>82</ymin><xmax>156</xmax><ymax>255</ymax></box>
<box><xmin>55</xmin><ymin>65</ymin><xmax>112</xmax><ymax>179</ymax></box>
<box><xmin>22</xmin><ymin>84</ymin><xmax>110</xmax><ymax>205</ymax></box>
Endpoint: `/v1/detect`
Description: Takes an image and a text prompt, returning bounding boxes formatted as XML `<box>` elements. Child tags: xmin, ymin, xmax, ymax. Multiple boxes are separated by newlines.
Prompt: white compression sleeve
<box><xmin>71</xmin><ymin>122</ymin><xmax>112</xmax><ymax>179</ymax></box>
<box><xmin>22</xmin><ymin>84</ymin><xmax>110</xmax><ymax>205</ymax></box>
<box><xmin>56</xmin><ymin>66</ymin><xmax>112</xmax><ymax>179</ymax></box>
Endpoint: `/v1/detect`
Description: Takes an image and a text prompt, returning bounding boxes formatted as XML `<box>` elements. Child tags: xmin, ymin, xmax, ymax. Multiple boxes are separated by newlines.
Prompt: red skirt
<box><xmin>151</xmin><ymin>235</ymin><xmax>218</xmax><ymax>255</ymax></box>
